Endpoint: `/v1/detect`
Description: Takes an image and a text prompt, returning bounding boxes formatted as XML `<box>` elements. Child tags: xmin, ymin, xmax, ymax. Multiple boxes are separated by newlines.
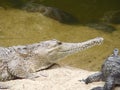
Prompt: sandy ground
<box><xmin>2</xmin><ymin>66</ymin><xmax>120</xmax><ymax>90</ymax></box>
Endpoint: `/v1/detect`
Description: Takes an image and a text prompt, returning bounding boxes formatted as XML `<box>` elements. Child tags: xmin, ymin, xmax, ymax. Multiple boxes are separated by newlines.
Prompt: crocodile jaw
<box><xmin>49</xmin><ymin>37</ymin><xmax>103</xmax><ymax>62</ymax></box>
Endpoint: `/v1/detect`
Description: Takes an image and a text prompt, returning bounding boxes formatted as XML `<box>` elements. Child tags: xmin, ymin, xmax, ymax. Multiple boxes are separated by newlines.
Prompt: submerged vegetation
<box><xmin>0</xmin><ymin>0</ymin><xmax>120</xmax><ymax>71</ymax></box>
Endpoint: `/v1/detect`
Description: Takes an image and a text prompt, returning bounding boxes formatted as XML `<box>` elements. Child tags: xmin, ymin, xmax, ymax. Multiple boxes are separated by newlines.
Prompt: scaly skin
<box><xmin>84</xmin><ymin>48</ymin><xmax>120</xmax><ymax>90</ymax></box>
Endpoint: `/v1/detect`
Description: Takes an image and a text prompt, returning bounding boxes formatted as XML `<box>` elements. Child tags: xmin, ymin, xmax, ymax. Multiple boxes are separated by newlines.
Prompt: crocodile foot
<box><xmin>0</xmin><ymin>84</ymin><xmax>9</xmax><ymax>89</ymax></box>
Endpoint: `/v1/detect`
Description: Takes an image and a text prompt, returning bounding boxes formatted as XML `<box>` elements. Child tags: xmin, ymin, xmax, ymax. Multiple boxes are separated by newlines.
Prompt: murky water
<box><xmin>1</xmin><ymin>0</ymin><xmax>120</xmax><ymax>23</ymax></box>
<box><xmin>0</xmin><ymin>0</ymin><xmax>120</xmax><ymax>71</ymax></box>
<box><xmin>42</xmin><ymin>0</ymin><xmax>120</xmax><ymax>23</ymax></box>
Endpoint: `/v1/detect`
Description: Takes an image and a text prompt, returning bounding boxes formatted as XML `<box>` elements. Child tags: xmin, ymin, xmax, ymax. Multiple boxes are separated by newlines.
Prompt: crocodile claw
<box><xmin>79</xmin><ymin>79</ymin><xmax>90</xmax><ymax>84</ymax></box>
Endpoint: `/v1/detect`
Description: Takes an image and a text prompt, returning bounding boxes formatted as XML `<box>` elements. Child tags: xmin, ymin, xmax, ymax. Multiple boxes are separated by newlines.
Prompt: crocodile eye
<box><xmin>52</xmin><ymin>39</ymin><xmax>62</xmax><ymax>45</ymax></box>
<box><xmin>57</xmin><ymin>41</ymin><xmax>62</xmax><ymax>45</ymax></box>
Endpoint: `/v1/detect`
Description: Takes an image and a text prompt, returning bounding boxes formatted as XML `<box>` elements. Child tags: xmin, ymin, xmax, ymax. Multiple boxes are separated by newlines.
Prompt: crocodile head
<box><xmin>33</xmin><ymin>37</ymin><xmax>103</xmax><ymax>63</ymax></box>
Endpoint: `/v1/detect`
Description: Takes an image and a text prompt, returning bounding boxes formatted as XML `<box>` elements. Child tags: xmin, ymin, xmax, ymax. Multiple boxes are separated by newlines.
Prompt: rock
<box><xmin>2</xmin><ymin>67</ymin><xmax>120</xmax><ymax>90</ymax></box>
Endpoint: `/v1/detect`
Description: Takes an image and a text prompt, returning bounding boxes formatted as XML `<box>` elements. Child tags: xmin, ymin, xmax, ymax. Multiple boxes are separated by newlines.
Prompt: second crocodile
<box><xmin>84</xmin><ymin>48</ymin><xmax>120</xmax><ymax>90</ymax></box>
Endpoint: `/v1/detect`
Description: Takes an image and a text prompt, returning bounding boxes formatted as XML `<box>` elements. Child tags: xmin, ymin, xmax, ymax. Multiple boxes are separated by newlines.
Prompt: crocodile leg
<box><xmin>103</xmin><ymin>75</ymin><xmax>115</xmax><ymax>90</ymax></box>
<box><xmin>84</xmin><ymin>72</ymin><xmax>102</xmax><ymax>84</ymax></box>
<box><xmin>7</xmin><ymin>59</ymin><xmax>41</xmax><ymax>79</ymax></box>
<box><xmin>8</xmin><ymin>67</ymin><xmax>41</xmax><ymax>79</ymax></box>
<box><xmin>91</xmin><ymin>75</ymin><xmax>115</xmax><ymax>90</ymax></box>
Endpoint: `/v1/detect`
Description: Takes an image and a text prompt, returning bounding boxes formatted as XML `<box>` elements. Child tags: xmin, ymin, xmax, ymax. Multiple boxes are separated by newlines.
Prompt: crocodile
<box><xmin>86</xmin><ymin>22</ymin><xmax>116</xmax><ymax>33</ymax></box>
<box><xmin>22</xmin><ymin>2</ymin><xmax>79</xmax><ymax>24</ymax></box>
<box><xmin>0</xmin><ymin>37</ymin><xmax>103</xmax><ymax>89</ymax></box>
<box><xmin>84</xmin><ymin>48</ymin><xmax>120</xmax><ymax>90</ymax></box>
